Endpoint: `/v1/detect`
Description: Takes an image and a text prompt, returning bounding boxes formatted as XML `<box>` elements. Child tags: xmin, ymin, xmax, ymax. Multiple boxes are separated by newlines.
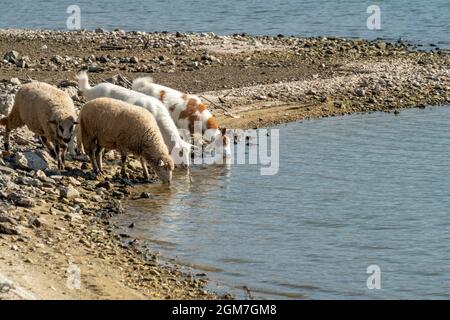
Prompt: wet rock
<box><xmin>13</xmin><ymin>150</ymin><xmax>55</xmax><ymax>171</ymax></box>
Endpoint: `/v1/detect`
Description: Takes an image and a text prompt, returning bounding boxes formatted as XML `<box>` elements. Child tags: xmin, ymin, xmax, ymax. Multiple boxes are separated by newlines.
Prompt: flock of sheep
<box><xmin>0</xmin><ymin>72</ymin><xmax>232</xmax><ymax>184</ymax></box>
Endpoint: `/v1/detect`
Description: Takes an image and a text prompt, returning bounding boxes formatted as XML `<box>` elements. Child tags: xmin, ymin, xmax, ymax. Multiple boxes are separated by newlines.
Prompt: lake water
<box><xmin>113</xmin><ymin>106</ymin><xmax>450</xmax><ymax>299</ymax></box>
<box><xmin>0</xmin><ymin>0</ymin><xmax>449</xmax><ymax>49</ymax></box>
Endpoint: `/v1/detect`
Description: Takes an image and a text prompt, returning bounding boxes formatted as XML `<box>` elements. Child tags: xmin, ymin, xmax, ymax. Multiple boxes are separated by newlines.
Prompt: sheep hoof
<box><xmin>93</xmin><ymin>169</ymin><xmax>103</xmax><ymax>179</ymax></box>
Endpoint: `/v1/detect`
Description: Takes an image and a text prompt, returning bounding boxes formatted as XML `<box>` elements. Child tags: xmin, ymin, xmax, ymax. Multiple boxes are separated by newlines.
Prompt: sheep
<box><xmin>0</xmin><ymin>81</ymin><xmax>78</xmax><ymax>170</ymax></box>
<box><xmin>132</xmin><ymin>77</ymin><xmax>231</xmax><ymax>161</ymax></box>
<box><xmin>76</xmin><ymin>71</ymin><xmax>191</xmax><ymax>167</ymax></box>
<box><xmin>79</xmin><ymin>97</ymin><xmax>174</xmax><ymax>183</ymax></box>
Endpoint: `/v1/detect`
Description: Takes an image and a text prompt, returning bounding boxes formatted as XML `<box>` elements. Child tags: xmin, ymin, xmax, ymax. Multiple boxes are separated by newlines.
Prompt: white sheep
<box><xmin>79</xmin><ymin>97</ymin><xmax>174</xmax><ymax>183</ymax></box>
<box><xmin>76</xmin><ymin>71</ymin><xmax>191</xmax><ymax>167</ymax></box>
<box><xmin>132</xmin><ymin>77</ymin><xmax>231</xmax><ymax>161</ymax></box>
<box><xmin>0</xmin><ymin>81</ymin><xmax>78</xmax><ymax>170</ymax></box>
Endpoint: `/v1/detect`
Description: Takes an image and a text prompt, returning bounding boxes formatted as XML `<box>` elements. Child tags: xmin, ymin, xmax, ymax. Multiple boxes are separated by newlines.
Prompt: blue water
<box><xmin>0</xmin><ymin>0</ymin><xmax>449</xmax><ymax>49</ymax></box>
<box><xmin>115</xmin><ymin>106</ymin><xmax>450</xmax><ymax>299</ymax></box>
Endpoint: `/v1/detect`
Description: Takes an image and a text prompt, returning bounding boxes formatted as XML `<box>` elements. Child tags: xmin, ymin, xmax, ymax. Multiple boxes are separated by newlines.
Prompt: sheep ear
<box><xmin>158</xmin><ymin>159</ymin><xmax>165</xmax><ymax>167</ymax></box>
<box><xmin>48</xmin><ymin>120</ymin><xmax>57</xmax><ymax>125</ymax></box>
<box><xmin>73</xmin><ymin>121</ymin><xmax>79</xmax><ymax>125</ymax></box>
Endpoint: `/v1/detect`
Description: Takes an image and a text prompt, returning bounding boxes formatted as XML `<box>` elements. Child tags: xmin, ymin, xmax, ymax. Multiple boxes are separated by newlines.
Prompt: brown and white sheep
<box><xmin>79</xmin><ymin>97</ymin><xmax>174</xmax><ymax>183</ymax></box>
<box><xmin>0</xmin><ymin>81</ymin><xmax>78</xmax><ymax>170</ymax></box>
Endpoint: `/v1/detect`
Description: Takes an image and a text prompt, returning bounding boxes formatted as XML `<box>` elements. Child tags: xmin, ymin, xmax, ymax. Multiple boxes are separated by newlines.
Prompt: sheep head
<box><xmin>49</xmin><ymin>116</ymin><xmax>78</xmax><ymax>146</ymax></box>
<box><xmin>151</xmin><ymin>155</ymin><xmax>174</xmax><ymax>184</ymax></box>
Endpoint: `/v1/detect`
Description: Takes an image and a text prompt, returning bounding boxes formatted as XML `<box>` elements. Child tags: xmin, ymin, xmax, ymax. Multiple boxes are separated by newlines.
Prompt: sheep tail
<box><xmin>132</xmin><ymin>77</ymin><xmax>154</xmax><ymax>91</ymax></box>
<box><xmin>76</xmin><ymin>70</ymin><xmax>91</xmax><ymax>92</ymax></box>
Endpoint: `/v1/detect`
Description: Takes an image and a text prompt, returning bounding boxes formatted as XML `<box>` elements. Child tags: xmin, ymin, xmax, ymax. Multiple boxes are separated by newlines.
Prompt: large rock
<box><xmin>7</xmin><ymin>192</ymin><xmax>35</xmax><ymax>208</ymax></box>
<box><xmin>3</xmin><ymin>50</ymin><xmax>20</xmax><ymax>63</ymax></box>
<box><xmin>13</xmin><ymin>150</ymin><xmax>55</xmax><ymax>171</ymax></box>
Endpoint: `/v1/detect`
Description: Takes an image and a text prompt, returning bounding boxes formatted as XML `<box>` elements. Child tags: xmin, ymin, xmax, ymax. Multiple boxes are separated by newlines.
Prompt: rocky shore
<box><xmin>0</xmin><ymin>29</ymin><xmax>449</xmax><ymax>299</ymax></box>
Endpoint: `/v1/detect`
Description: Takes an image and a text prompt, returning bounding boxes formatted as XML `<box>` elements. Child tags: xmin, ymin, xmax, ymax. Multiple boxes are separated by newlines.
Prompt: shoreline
<box><xmin>0</xmin><ymin>29</ymin><xmax>449</xmax><ymax>300</ymax></box>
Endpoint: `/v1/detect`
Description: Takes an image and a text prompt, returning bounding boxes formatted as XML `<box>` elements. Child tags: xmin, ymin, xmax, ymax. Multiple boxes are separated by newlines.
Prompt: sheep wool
<box><xmin>0</xmin><ymin>81</ymin><xmax>77</xmax><ymax>170</ymax></box>
<box><xmin>79</xmin><ymin>97</ymin><xmax>174</xmax><ymax>183</ymax></box>
<box><xmin>76</xmin><ymin>71</ymin><xmax>192</xmax><ymax>167</ymax></box>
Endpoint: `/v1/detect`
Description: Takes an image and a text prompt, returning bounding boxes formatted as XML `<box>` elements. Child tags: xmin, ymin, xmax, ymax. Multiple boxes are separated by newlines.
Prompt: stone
<box><xmin>58</xmin><ymin>80</ymin><xmax>78</xmax><ymax>88</ymax></box>
<box><xmin>7</xmin><ymin>193</ymin><xmax>35</xmax><ymax>208</ymax></box>
<box><xmin>35</xmin><ymin>170</ymin><xmax>56</xmax><ymax>184</ymax></box>
<box><xmin>0</xmin><ymin>223</ymin><xmax>20</xmax><ymax>235</ymax></box>
<box><xmin>67</xmin><ymin>176</ymin><xmax>81</xmax><ymax>186</ymax></box>
<box><xmin>50</xmin><ymin>55</ymin><xmax>64</xmax><ymax>65</ymax></box>
<box><xmin>0</xmin><ymin>215</ymin><xmax>16</xmax><ymax>225</ymax></box>
<box><xmin>62</xmin><ymin>86</ymin><xmax>79</xmax><ymax>99</ymax></box>
<box><xmin>130</xmin><ymin>56</ymin><xmax>139</xmax><ymax>64</ymax></box>
<box><xmin>10</xmin><ymin>77</ymin><xmax>21</xmax><ymax>85</ymax></box>
<box><xmin>3</xmin><ymin>50</ymin><xmax>20</xmax><ymax>63</ymax></box>
<box><xmin>28</xmin><ymin>217</ymin><xmax>41</xmax><ymax>228</ymax></box>
<box><xmin>140</xmin><ymin>192</ymin><xmax>152</xmax><ymax>199</ymax></box>
<box><xmin>96</xmin><ymin>181</ymin><xmax>113</xmax><ymax>190</ymax></box>
<box><xmin>0</xmin><ymin>165</ymin><xmax>15</xmax><ymax>175</ymax></box>
<box><xmin>60</xmin><ymin>186</ymin><xmax>80</xmax><ymax>199</ymax></box>
<box><xmin>16</xmin><ymin>56</ymin><xmax>31</xmax><ymax>68</ymax></box>
<box><xmin>375</xmin><ymin>42</ymin><xmax>387</xmax><ymax>50</ymax></box>
<box><xmin>355</xmin><ymin>88</ymin><xmax>366</xmax><ymax>97</ymax></box>
<box><xmin>13</xmin><ymin>150</ymin><xmax>55</xmax><ymax>171</ymax></box>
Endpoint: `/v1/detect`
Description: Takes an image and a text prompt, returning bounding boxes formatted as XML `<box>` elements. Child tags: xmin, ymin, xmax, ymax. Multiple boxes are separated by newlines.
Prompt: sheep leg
<box><xmin>55</xmin><ymin>143</ymin><xmax>64</xmax><ymax>170</ymax></box>
<box><xmin>120</xmin><ymin>153</ymin><xmax>129</xmax><ymax>179</ymax></box>
<box><xmin>96</xmin><ymin>148</ymin><xmax>105</xmax><ymax>174</ymax></box>
<box><xmin>2</xmin><ymin>116</ymin><xmax>24</xmax><ymax>152</ymax></box>
<box><xmin>4</xmin><ymin>129</ymin><xmax>10</xmax><ymax>151</ymax></box>
<box><xmin>140</xmin><ymin>158</ymin><xmax>150</xmax><ymax>180</ymax></box>
<box><xmin>90</xmin><ymin>147</ymin><xmax>101</xmax><ymax>176</ymax></box>
<box><xmin>60</xmin><ymin>144</ymin><xmax>67</xmax><ymax>170</ymax></box>
<box><xmin>40</xmin><ymin>136</ymin><xmax>57</xmax><ymax>158</ymax></box>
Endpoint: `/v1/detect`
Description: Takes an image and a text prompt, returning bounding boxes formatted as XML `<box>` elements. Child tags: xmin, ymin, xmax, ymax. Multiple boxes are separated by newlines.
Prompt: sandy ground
<box><xmin>0</xmin><ymin>29</ymin><xmax>449</xmax><ymax>300</ymax></box>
